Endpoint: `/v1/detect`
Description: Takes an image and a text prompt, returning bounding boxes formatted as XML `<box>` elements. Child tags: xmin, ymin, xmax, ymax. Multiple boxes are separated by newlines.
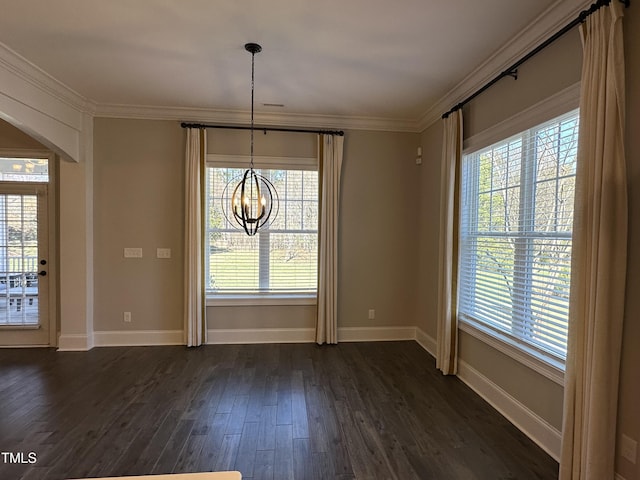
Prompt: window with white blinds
<box><xmin>205</xmin><ymin>156</ymin><xmax>318</xmax><ymax>295</ymax></box>
<box><xmin>459</xmin><ymin>109</ymin><xmax>579</xmax><ymax>360</ymax></box>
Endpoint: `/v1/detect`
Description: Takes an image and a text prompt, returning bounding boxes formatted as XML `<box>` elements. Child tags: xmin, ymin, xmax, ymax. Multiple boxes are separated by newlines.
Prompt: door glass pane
<box><xmin>0</xmin><ymin>157</ymin><xmax>48</xmax><ymax>182</ymax></box>
<box><xmin>0</xmin><ymin>194</ymin><xmax>39</xmax><ymax>326</ymax></box>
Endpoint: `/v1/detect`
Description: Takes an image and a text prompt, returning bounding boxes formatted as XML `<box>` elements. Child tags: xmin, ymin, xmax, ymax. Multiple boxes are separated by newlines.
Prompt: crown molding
<box><xmin>0</xmin><ymin>41</ymin><xmax>95</xmax><ymax>117</ymax></box>
<box><xmin>94</xmin><ymin>102</ymin><xmax>419</xmax><ymax>133</ymax></box>
<box><xmin>416</xmin><ymin>0</ymin><xmax>591</xmax><ymax>131</ymax></box>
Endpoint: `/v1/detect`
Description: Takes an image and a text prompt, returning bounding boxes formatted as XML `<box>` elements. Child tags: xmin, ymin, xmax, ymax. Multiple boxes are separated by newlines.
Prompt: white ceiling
<box><xmin>0</xmin><ymin>0</ymin><xmax>583</xmax><ymax>129</ymax></box>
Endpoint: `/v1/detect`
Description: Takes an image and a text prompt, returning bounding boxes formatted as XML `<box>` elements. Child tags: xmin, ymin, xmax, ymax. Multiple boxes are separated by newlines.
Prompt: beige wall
<box><xmin>209</xmin><ymin>305</ymin><xmax>315</xmax><ymax>330</ymax></box>
<box><xmin>208</xmin><ymin>128</ymin><xmax>317</xmax><ymax>157</ymax></box>
<box><xmin>417</xmin><ymin>120</ymin><xmax>443</xmax><ymax>339</ymax></box>
<box><xmin>93</xmin><ymin>121</ymin><xmax>420</xmax><ymax>333</ymax></box>
<box><xmin>464</xmin><ymin>30</ymin><xmax>583</xmax><ymax>137</ymax></box>
<box><xmin>338</xmin><ymin>130</ymin><xmax>420</xmax><ymax>328</ymax></box>
<box><xmin>618</xmin><ymin>5</ymin><xmax>640</xmax><ymax>479</ymax></box>
<box><xmin>0</xmin><ymin>119</ymin><xmax>47</xmax><ymax>149</ymax></box>
<box><xmin>93</xmin><ymin>118</ymin><xmax>185</xmax><ymax>332</ymax></box>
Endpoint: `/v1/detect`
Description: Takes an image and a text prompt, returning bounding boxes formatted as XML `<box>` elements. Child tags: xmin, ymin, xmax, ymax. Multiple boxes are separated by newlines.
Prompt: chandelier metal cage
<box><xmin>222</xmin><ymin>43</ymin><xmax>279</xmax><ymax>236</ymax></box>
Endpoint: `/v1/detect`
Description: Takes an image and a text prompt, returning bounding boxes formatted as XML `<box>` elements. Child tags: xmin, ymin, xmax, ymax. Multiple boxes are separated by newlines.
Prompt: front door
<box><xmin>0</xmin><ymin>155</ymin><xmax>50</xmax><ymax>346</ymax></box>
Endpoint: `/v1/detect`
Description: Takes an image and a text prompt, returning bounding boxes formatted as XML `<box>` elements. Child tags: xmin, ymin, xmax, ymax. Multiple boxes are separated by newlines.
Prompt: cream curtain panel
<box><xmin>436</xmin><ymin>109</ymin><xmax>463</xmax><ymax>375</ymax></box>
<box><xmin>184</xmin><ymin>128</ymin><xmax>207</xmax><ymax>347</ymax></box>
<box><xmin>560</xmin><ymin>2</ymin><xmax>627</xmax><ymax>479</ymax></box>
<box><xmin>316</xmin><ymin>134</ymin><xmax>344</xmax><ymax>345</ymax></box>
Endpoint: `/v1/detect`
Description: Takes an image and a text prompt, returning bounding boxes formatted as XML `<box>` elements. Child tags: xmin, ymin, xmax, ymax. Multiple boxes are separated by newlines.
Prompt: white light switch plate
<box><xmin>124</xmin><ymin>248</ymin><xmax>143</xmax><ymax>258</ymax></box>
<box><xmin>157</xmin><ymin>248</ymin><xmax>171</xmax><ymax>259</ymax></box>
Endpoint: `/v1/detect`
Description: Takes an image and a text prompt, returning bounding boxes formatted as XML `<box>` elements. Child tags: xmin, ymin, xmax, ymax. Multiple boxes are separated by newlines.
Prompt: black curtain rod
<box><xmin>181</xmin><ymin>122</ymin><xmax>344</xmax><ymax>136</ymax></box>
<box><xmin>442</xmin><ymin>0</ymin><xmax>630</xmax><ymax>119</ymax></box>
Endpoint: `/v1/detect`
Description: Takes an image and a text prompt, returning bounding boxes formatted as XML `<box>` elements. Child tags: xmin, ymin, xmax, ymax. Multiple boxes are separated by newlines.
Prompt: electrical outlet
<box><xmin>368</xmin><ymin>309</ymin><xmax>375</xmax><ymax>320</ymax></box>
<box><xmin>621</xmin><ymin>434</ymin><xmax>637</xmax><ymax>464</ymax></box>
<box><xmin>123</xmin><ymin>311</ymin><xmax>132</xmax><ymax>323</ymax></box>
<box><xmin>124</xmin><ymin>248</ymin><xmax>143</xmax><ymax>258</ymax></box>
<box><xmin>157</xmin><ymin>248</ymin><xmax>171</xmax><ymax>259</ymax></box>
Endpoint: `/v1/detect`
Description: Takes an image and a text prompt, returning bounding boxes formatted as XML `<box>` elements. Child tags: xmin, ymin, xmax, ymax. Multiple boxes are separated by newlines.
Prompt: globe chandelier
<box><xmin>223</xmin><ymin>43</ymin><xmax>278</xmax><ymax>236</ymax></box>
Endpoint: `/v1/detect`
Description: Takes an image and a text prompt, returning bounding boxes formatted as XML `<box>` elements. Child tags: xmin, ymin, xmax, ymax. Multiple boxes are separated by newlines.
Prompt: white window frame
<box><xmin>205</xmin><ymin>154</ymin><xmax>318</xmax><ymax>306</ymax></box>
<box><xmin>458</xmin><ymin>83</ymin><xmax>580</xmax><ymax>384</ymax></box>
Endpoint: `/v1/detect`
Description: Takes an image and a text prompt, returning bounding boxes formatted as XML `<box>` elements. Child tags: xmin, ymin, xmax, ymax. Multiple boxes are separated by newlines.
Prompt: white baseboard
<box><xmin>93</xmin><ymin>330</ymin><xmax>184</xmax><ymax>347</ymax></box>
<box><xmin>57</xmin><ymin>333</ymin><xmax>93</xmax><ymax>351</ymax></box>
<box><xmin>206</xmin><ymin>326</ymin><xmax>417</xmax><ymax>344</ymax></box>
<box><xmin>62</xmin><ymin>326</ymin><xmax>418</xmax><ymax>348</ymax></box>
<box><xmin>412</xmin><ymin>328</ymin><xmax>561</xmax><ymax>462</ymax></box>
<box><xmin>338</xmin><ymin>326</ymin><xmax>416</xmax><ymax>342</ymax></box>
<box><xmin>415</xmin><ymin>327</ymin><xmax>436</xmax><ymax>357</ymax></box>
<box><xmin>457</xmin><ymin>359</ymin><xmax>562</xmax><ymax>461</ymax></box>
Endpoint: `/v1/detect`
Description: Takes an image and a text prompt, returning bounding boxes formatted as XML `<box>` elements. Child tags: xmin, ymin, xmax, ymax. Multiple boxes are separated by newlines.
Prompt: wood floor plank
<box><xmin>214</xmin><ymin>434</ymin><xmax>241</xmax><ymax>472</ymax></box>
<box><xmin>310</xmin><ymin>451</ymin><xmax>333</xmax><ymax>480</ymax></box>
<box><xmin>196</xmin><ymin>412</ymin><xmax>230</xmax><ymax>472</ymax></box>
<box><xmin>333</xmin><ymin>399</ymin><xmax>392</xmax><ymax>479</ymax></box>
<box><xmin>256</xmin><ymin>404</ymin><xmax>277</xmax><ymax>451</ymax></box>
<box><xmin>151</xmin><ymin>418</ymin><xmax>195</xmax><ymax>474</ymax></box>
<box><xmin>173</xmin><ymin>432</ymin><xmax>208</xmax><ymax>473</ymax></box>
<box><xmin>124</xmin><ymin>408</ymin><xmax>183</xmax><ymax>476</ymax></box>
<box><xmin>276</xmin><ymin>375</ymin><xmax>293</xmax><ymax>426</ymax></box>
<box><xmin>291</xmin><ymin>370</ymin><xmax>309</xmax><ymax>440</ymax></box>
<box><xmin>226</xmin><ymin>394</ymin><xmax>250</xmax><ymax>435</ymax></box>
<box><xmin>293</xmin><ymin>438</ymin><xmax>313</xmax><ymax>480</ymax></box>
<box><xmin>0</xmin><ymin>342</ymin><xmax>559</xmax><ymax>480</ymax></box>
<box><xmin>245</xmin><ymin>365</ymin><xmax>268</xmax><ymax>424</ymax></box>
<box><xmin>109</xmin><ymin>402</ymin><xmax>176</xmax><ymax>475</ymax></box>
<box><xmin>274</xmin><ymin>424</ymin><xmax>294</xmax><ymax>480</ymax></box>
<box><xmin>253</xmin><ymin>449</ymin><xmax>275</xmax><ymax>480</ymax></box>
<box><xmin>77</xmin><ymin>401</ymin><xmax>150</xmax><ymax>478</ymax></box>
<box><xmin>234</xmin><ymin>421</ymin><xmax>259</xmax><ymax>476</ymax></box>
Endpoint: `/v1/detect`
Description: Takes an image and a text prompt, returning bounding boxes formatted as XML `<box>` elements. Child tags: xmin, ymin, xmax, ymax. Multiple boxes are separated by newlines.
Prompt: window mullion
<box><xmin>555</xmin><ymin>124</ymin><xmax>561</xmax><ymax>231</ymax></box>
<box><xmin>258</xmin><ymin>231</ymin><xmax>270</xmax><ymax>291</ymax></box>
<box><xmin>469</xmin><ymin>154</ymin><xmax>480</xmax><ymax>313</ymax></box>
<box><xmin>514</xmin><ymin>131</ymin><xmax>535</xmax><ymax>340</ymax></box>
<box><xmin>258</xmin><ymin>168</ymin><xmax>271</xmax><ymax>291</ymax></box>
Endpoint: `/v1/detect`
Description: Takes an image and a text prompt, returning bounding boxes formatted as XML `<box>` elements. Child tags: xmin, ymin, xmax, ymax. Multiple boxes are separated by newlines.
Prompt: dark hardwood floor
<box><xmin>0</xmin><ymin>341</ymin><xmax>558</xmax><ymax>480</ymax></box>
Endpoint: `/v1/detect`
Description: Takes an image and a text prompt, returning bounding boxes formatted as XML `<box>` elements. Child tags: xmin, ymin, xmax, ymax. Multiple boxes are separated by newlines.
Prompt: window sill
<box><xmin>459</xmin><ymin>318</ymin><xmax>565</xmax><ymax>386</ymax></box>
<box><xmin>0</xmin><ymin>324</ymin><xmax>41</xmax><ymax>330</ymax></box>
<box><xmin>207</xmin><ymin>294</ymin><xmax>317</xmax><ymax>307</ymax></box>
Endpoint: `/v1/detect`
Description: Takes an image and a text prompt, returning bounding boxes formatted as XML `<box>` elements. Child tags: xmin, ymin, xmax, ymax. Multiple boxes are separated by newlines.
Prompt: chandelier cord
<box><xmin>250</xmin><ymin>49</ymin><xmax>255</xmax><ymax>170</ymax></box>
<box><xmin>221</xmin><ymin>42</ymin><xmax>278</xmax><ymax>236</ymax></box>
